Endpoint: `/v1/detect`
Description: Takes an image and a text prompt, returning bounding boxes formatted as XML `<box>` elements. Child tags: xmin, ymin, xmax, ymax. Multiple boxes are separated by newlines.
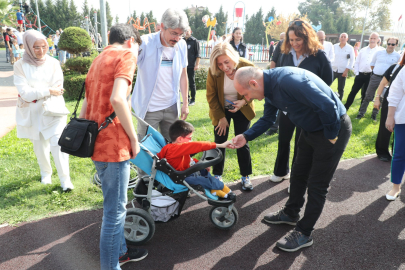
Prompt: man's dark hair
<box><xmin>169</xmin><ymin>120</ymin><xmax>195</xmax><ymax>142</ymax></box>
<box><xmin>6</xmin><ymin>28</ymin><xmax>11</xmax><ymax>32</ymax></box>
<box><xmin>17</xmin><ymin>26</ymin><xmax>20</xmax><ymax>30</ymax></box>
<box><xmin>109</xmin><ymin>24</ymin><xmax>141</xmax><ymax>46</ymax></box>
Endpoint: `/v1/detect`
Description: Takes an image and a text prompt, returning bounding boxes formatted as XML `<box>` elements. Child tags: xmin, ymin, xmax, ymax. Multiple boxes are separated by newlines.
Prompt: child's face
<box><xmin>19</xmin><ymin>44</ymin><xmax>23</xmax><ymax>49</ymax></box>
<box><xmin>175</xmin><ymin>132</ymin><xmax>193</xmax><ymax>143</ymax></box>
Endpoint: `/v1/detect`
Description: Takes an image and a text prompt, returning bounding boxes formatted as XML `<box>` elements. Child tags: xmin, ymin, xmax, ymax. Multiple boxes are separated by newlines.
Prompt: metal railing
<box><xmin>199</xmin><ymin>42</ymin><xmax>272</xmax><ymax>62</ymax></box>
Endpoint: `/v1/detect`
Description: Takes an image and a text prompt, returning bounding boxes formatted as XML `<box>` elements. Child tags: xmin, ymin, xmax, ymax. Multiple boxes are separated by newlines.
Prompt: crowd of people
<box><xmin>9</xmin><ymin>6</ymin><xmax>405</xmax><ymax>270</ymax></box>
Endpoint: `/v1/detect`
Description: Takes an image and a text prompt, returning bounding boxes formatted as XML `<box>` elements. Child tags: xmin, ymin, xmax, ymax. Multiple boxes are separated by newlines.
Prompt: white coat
<box><xmin>13</xmin><ymin>55</ymin><xmax>67</xmax><ymax>140</ymax></box>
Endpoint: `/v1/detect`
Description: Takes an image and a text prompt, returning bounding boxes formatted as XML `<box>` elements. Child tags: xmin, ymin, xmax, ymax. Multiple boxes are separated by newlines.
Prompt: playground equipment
<box><xmin>128</xmin><ymin>17</ymin><xmax>155</xmax><ymax>34</ymax></box>
<box><xmin>24</xmin><ymin>7</ymin><xmax>55</xmax><ymax>36</ymax></box>
<box><xmin>202</xmin><ymin>15</ymin><xmax>217</xmax><ymax>43</ymax></box>
<box><xmin>233</xmin><ymin>1</ymin><xmax>245</xmax><ymax>32</ymax></box>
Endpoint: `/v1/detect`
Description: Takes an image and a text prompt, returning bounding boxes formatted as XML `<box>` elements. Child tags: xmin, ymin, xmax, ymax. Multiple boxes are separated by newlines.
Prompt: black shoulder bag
<box><xmin>58</xmin><ymin>82</ymin><xmax>116</xmax><ymax>158</ymax></box>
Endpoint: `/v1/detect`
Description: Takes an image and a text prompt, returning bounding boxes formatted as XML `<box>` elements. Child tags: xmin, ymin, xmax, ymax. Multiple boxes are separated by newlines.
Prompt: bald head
<box><xmin>339</xmin><ymin>33</ymin><xmax>348</xmax><ymax>45</ymax></box>
<box><xmin>369</xmin><ymin>32</ymin><xmax>379</xmax><ymax>48</ymax></box>
<box><xmin>280</xmin><ymin>32</ymin><xmax>285</xmax><ymax>41</ymax></box>
<box><xmin>317</xmin><ymin>31</ymin><xmax>325</xmax><ymax>44</ymax></box>
<box><xmin>234</xmin><ymin>67</ymin><xmax>265</xmax><ymax>101</ymax></box>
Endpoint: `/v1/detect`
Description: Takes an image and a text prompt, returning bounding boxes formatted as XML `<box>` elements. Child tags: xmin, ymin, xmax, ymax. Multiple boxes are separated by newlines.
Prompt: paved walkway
<box><xmin>0</xmin><ymin>50</ymin><xmax>17</xmax><ymax>138</ymax></box>
<box><xmin>1</xmin><ymin>155</ymin><xmax>404</xmax><ymax>270</ymax></box>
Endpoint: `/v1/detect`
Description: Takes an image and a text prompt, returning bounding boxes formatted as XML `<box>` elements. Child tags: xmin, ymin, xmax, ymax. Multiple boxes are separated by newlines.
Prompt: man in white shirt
<box><xmin>132</xmin><ymin>8</ymin><xmax>189</xmax><ymax>146</ymax></box>
<box><xmin>345</xmin><ymin>32</ymin><xmax>381</xmax><ymax>110</ymax></box>
<box><xmin>13</xmin><ymin>26</ymin><xmax>24</xmax><ymax>45</ymax></box>
<box><xmin>356</xmin><ymin>37</ymin><xmax>401</xmax><ymax>120</ymax></box>
<box><xmin>332</xmin><ymin>33</ymin><xmax>355</xmax><ymax>100</ymax></box>
<box><xmin>317</xmin><ymin>31</ymin><xmax>334</xmax><ymax>62</ymax></box>
<box><xmin>210</xmin><ymin>35</ymin><xmax>221</xmax><ymax>47</ymax></box>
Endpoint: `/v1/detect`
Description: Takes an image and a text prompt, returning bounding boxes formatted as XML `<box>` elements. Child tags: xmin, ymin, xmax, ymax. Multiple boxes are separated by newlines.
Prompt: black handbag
<box><xmin>58</xmin><ymin>82</ymin><xmax>116</xmax><ymax>158</ymax></box>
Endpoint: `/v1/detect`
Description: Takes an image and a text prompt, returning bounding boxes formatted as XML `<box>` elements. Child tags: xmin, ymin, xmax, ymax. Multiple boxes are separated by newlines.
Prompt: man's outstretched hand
<box><xmin>230</xmin><ymin>134</ymin><xmax>247</xmax><ymax>149</ymax></box>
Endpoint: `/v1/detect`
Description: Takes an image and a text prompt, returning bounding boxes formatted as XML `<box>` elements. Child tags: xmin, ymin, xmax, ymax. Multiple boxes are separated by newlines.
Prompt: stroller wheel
<box><xmin>124</xmin><ymin>208</ymin><xmax>155</xmax><ymax>245</ymax></box>
<box><xmin>209</xmin><ymin>206</ymin><xmax>239</xmax><ymax>230</ymax></box>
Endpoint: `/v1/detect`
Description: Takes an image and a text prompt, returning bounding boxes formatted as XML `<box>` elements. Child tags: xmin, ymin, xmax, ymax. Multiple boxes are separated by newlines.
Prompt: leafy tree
<box><xmin>244</xmin><ymin>7</ymin><xmax>266</xmax><ymax>44</ymax></box>
<box><xmin>115</xmin><ymin>14</ymin><xmax>119</xmax><ymax>24</ymax></box>
<box><xmin>265</xmin><ymin>7</ymin><xmax>277</xmax><ymax>23</ymax></box>
<box><xmin>82</xmin><ymin>0</ymin><xmax>90</xmax><ymax>18</ymax></box>
<box><xmin>105</xmin><ymin>1</ymin><xmax>113</xmax><ymax>28</ymax></box>
<box><xmin>266</xmin><ymin>13</ymin><xmax>310</xmax><ymax>41</ymax></box>
<box><xmin>191</xmin><ymin>8</ymin><xmax>212</xmax><ymax>40</ymax></box>
<box><xmin>213</xmin><ymin>5</ymin><xmax>228</xmax><ymax>37</ymax></box>
<box><xmin>0</xmin><ymin>0</ymin><xmax>16</xmax><ymax>26</ymax></box>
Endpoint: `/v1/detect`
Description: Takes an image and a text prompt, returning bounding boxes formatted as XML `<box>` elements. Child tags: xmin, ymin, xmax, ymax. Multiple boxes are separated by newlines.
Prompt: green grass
<box><xmin>0</xmin><ymin>76</ymin><xmax>384</xmax><ymax>224</ymax></box>
<box><xmin>0</xmin><ymin>48</ymin><xmax>5</xmax><ymax>51</ymax></box>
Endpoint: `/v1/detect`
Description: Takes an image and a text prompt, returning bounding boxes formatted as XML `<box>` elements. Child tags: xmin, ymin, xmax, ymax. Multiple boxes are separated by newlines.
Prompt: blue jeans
<box><xmin>59</xmin><ymin>50</ymin><xmax>66</xmax><ymax>64</ymax></box>
<box><xmin>184</xmin><ymin>170</ymin><xmax>224</xmax><ymax>190</ymax></box>
<box><xmin>93</xmin><ymin>160</ymin><xmax>130</xmax><ymax>270</ymax></box>
<box><xmin>391</xmin><ymin>124</ymin><xmax>405</xmax><ymax>184</ymax></box>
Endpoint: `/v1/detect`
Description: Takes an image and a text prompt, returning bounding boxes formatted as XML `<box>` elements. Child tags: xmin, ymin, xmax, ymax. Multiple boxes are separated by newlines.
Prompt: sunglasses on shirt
<box><xmin>387</xmin><ymin>43</ymin><xmax>397</xmax><ymax>46</ymax></box>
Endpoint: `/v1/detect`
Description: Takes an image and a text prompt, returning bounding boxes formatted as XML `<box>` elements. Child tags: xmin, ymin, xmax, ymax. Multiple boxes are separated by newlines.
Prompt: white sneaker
<box><xmin>41</xmin><ymin>176</ymin><xmax>52</xmax><ymax>185</ymax></box>
<box><xmin>61</xmin><ymin>179</ymin><xmax>74</xmax><ymax>192</ymax></box>
<box><xmin>269</xmin><ymin>173</ymin><xmax>290</xmax><ymax>183</ymax></box>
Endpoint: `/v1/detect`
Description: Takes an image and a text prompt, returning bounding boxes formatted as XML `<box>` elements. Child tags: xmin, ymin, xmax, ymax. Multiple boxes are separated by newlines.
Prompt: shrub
<box><xmin>195</xmin><ymin>67</ymin><xmax>208</xmax><ymax>90</ymax></box>
<box><xmin>63</xmin><ymin>74</ymin><xmax>87</xmax><ymax>101</ymax></box>
<box><xmin>58</xmin><ymin>27</ymin><xmax>92</xmax><ymax>55</ymax></box>
<box><xmin>65</xmin><ymin>56</ymin><xmax>95</xmax><ymax>74</ymax></box>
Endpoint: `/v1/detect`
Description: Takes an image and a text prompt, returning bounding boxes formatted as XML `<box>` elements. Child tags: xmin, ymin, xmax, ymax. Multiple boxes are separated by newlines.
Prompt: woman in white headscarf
<box><xmin>13</xmin><ymin>30</ymin><xmax>73</xmax><ymax>191</ymax></box>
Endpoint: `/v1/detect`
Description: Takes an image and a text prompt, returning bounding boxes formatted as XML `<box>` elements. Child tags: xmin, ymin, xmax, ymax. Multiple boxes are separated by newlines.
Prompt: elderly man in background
<box><xmin>332</xmin><ymin>33</ymin><xmax>355</xmax><ymax>100</ymax></box>
<box><xmin>317</xmin><ymin>31</ymin><xmax>334</xmax><ymax>62</ymax></box>
<box><xmin>131</xmin><ymin>8</ymin><xmax>189</xmax><ymax>178</ymax></box>
<box><xmin>356</xmin><ymin>37</ymin><xmax>401</xmax><ymax>120</ymax></box>
<box><xmin>344</xmin><ymin>32</ymin><xmax>381</xmax><ymax>111</ymax></box>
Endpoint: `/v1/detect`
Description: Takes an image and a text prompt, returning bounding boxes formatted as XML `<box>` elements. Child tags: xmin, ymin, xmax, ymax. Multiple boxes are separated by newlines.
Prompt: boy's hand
<box><xmin>206</xmin><ymin>167</ymin><xmax>211</xmax><ymax>172</ymax></box>
<box><xmin>217</xmin><ymin>140</ymin><xmax>233</xmax><ymax>148</ymax></box>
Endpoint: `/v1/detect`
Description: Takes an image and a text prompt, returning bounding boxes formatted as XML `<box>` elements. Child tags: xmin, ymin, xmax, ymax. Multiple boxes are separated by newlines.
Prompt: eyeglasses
<box><xmin>33</xmin><ymin>46</ymin><xmax>47</xmax><ymax>51</ymax></box>
<box><xmin>169</xmin><ymin>31</ymin><xmax>184</xmax><ymax>38</ymax></box>
<box><xmin>387</xmin><ymin>43</ymin><xmax>396</xmax><ymax>46</ymax></box>
<box><xmin>289</xmin><ymin>21</ymin><xmax>304</xmax><ymax>27</ymax></box>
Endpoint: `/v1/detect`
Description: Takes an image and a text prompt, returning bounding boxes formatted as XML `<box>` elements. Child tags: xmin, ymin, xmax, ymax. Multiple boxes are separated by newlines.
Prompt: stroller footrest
<box><xmin>205</xmin><ymin>189</ymin><xmax>219</xmax><ymax>200</ymax></box>
<box><xmin>207</xmin><ymin>198</ymin><xmax>234</xmax><ymax>207</ymax></box>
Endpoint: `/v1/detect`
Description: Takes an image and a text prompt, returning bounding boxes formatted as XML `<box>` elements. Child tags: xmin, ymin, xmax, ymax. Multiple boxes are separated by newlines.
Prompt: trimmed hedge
<box><xmin>63</xmin><ymin>65</ymin><xmax>210</xmax><ymax>100</ymax></box>
<box><xmin>65</xmin><ymin>56</ymin><xmax>95</xmax><ymax>74</ymax></box>
<box><xmin>195</xmin><ymin>67</ymin><xmax>208</xmax><ymax>90</ymax></box>
<box><xmin>63</xmin><ymin>74</ymin><xmax>87</xmax><ymax>101</ymax></box>
<box><xmin>58</xmin><ymin>27</ymin><xmax>92</xmax><ymax>54</ymax></box>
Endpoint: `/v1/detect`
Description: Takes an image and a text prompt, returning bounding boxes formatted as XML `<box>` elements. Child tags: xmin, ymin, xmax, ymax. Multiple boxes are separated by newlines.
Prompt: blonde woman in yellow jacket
<box><xmin>206</xmin><ymin>42</ymin><xmax>255</xmax><ymax>191</ymax></box>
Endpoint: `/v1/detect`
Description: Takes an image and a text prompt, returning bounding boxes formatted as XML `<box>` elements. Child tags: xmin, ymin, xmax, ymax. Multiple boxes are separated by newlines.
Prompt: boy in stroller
<box><xmin>157</xmin><ymin>120</ymin><xmax>236</xmax><ymax>200</ymax></box>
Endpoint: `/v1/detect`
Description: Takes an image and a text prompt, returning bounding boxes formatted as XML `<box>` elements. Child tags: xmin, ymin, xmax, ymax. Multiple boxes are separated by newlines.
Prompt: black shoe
<box><xmin>371</xmin><ymin>114</ymin><xmax>377</xmax><ymax>121</ymax></box>
<box><xmin>263</xmin><ymin>208</ymin><xmax>299</xmax><ymax>225</ymax></box>
<box><xmin>355</xmin><ymin>114</ymin><xmax>363</xmax><ymax>120</ymax></box>
<box><xmin>119</xmin><ymin>247</ymin><xmax>148</xmax><ymax>266</ymax></box>
<box><xmin>265</xmin><ymin>129</ymin><xmax>278</xmax><ymax>136</ymax></box>
<box><xmin>276</xmin><ymin>229</ymin><xmax>313</xmax><ymax>252</ymax></box>
<box><xmin>189</xmin><ymin>100</ymin><xmax>196</xmax><ymax>106</ymax></box>
<box><xmin>378</xmin><ymin>156</ymin><xmax>391</xmax><ymax>162</ymax></box>
<box><xmin>227</xmin><ymin>192</ymin><xmax>236</xmax><ymax>202</ymax></box>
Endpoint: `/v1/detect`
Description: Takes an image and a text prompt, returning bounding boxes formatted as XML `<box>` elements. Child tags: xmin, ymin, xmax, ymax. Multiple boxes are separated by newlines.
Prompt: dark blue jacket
<box><xmin>244</xmin><ymin>67</ymin><xmax>346</xmax><ymax>141</ymax></box>
<box><xmin>278</xmin><ymin>49</ymin><xmax>333</xmax><ymax>86</ymax></box>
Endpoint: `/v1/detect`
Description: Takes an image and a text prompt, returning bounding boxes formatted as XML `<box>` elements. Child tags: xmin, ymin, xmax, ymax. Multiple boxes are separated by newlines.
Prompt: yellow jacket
<box><xmin>206</xmin><ymin>57</ymin><xmax>256</xmax><ymax>126</ymax></box>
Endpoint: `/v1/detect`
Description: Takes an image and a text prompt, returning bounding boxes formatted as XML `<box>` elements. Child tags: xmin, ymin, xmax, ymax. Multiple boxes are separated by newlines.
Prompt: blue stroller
<box><xmin>124</xmin><ymin>115</ymin><xmax>239</xmax><ymax>245</ymax></box>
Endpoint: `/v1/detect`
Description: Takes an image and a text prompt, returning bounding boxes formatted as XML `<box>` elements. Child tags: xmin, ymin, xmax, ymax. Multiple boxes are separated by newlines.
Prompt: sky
<box><xmin>77</xmin><ymin>0</ymin><xmax>403</xmax><ymax>31</ymax></box>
